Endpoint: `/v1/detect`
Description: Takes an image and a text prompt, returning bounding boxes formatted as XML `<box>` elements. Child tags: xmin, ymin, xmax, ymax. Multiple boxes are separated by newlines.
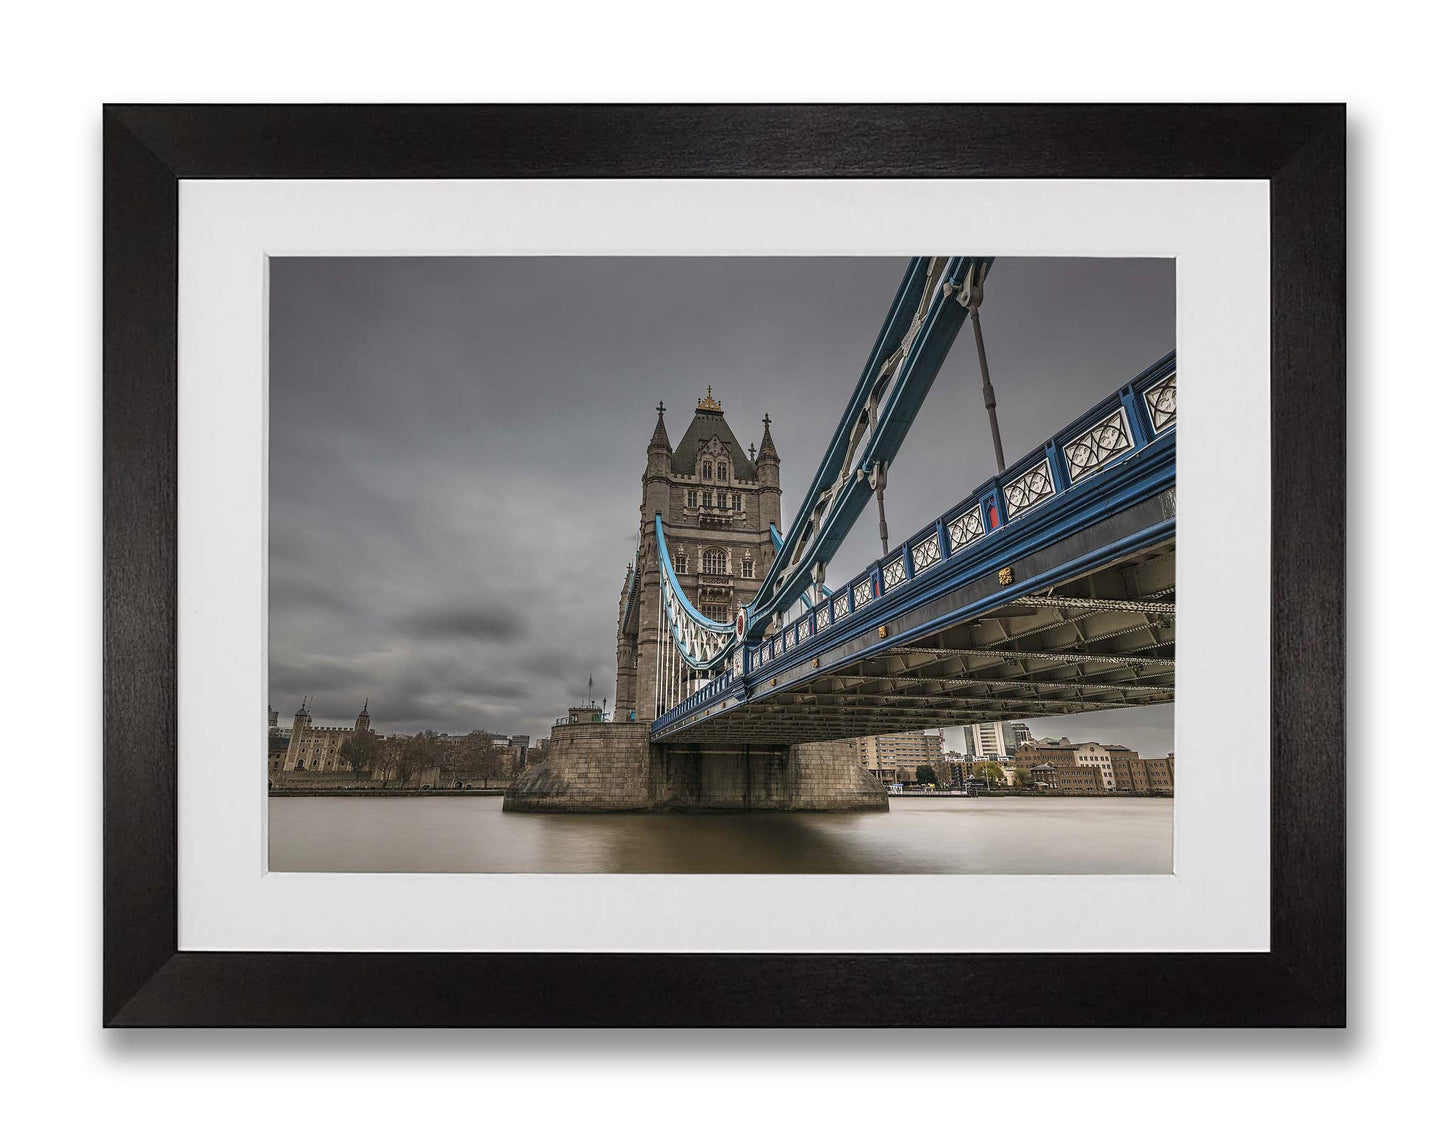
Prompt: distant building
<box><xmin>937</xmin><ymin>760</ymin><xmax>979</xmax><ymax>791</ymax></box>
<box><xmin>1013</xmin><ymin>739</ymin><xmax>1174</xmax><ymax>795</ymax></box>
<box><xmin>1024</xmin><ymin>762</ymin><xmax>1104</xmax><ymax>792</ymax></box>
<box><xmin>266</xmin><ymin>714</ymin><xmax>290</xmax><ymax>776</ymax></box>
<box><xmin>856</xmin><ymin>729</ymin><xmax>943</xmax><ymax>783</ymax></box>
<box><xmin>963</xmin><ymin>758</ymin><xmax>1018</xmax><ymax>787</ymax></box>
<box><xmin>273</xmin><ymin>697</ymin><xmax>371</xmax><ymax>776</ymax></box>
<box><xmin>1140</xmin><ymin>754</ymin><xmax>1175</xmax><ymax>794</ymax></box>
<box><xmin>507</xmin><ymin>733</ymin><xmax>530</xmax><ymax>771</ymax></box>
<box><xmin>960</xmin><ymin>720</ymin><xmax>1032</xmax><ymax>761</ymax></box>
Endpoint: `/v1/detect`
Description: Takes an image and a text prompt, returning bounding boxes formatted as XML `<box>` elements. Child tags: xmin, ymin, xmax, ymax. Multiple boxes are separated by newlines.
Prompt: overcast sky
<box><xmin>269</xmin><ymin>255</ymin><xmax>1175</xmax><ymax>751</ymax></box>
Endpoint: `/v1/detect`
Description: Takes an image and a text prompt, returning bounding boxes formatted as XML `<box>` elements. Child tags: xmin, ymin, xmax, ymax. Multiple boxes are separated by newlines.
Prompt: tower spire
<box><xmin>757</xmin><ymin>413</ymin><xmax>779</xmax><ymax>463</ymax></box>
<box><xmin>755</xmin><ymin>412</ymin><xmax>782</xmax><ymax>533</ymax></box>
<box><xmin>648</xmin><ymin>400</ymin><xmax>672</xmax><ymax>452</ymax></box>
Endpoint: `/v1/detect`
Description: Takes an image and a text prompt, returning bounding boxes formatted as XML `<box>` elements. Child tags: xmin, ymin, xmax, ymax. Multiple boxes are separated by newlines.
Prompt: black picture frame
<box><xmin>104</xmin><ymin>104</ymin><xmax>1344</xmax><ymax>1027</ymax></box>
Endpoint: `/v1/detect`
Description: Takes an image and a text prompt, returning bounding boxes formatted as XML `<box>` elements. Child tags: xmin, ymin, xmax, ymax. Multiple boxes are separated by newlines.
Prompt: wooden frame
<box><xmin>103</xmin><ymin>104</ymin><xmax>1344</xmax><ymax>1026</ymax></box>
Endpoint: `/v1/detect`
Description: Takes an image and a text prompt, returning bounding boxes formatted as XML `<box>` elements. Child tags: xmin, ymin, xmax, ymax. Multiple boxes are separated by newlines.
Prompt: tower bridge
<box><xmin>505</xmin><ymin>257</ymin><xmax>1176</xmax><ymax>813</ymax></box>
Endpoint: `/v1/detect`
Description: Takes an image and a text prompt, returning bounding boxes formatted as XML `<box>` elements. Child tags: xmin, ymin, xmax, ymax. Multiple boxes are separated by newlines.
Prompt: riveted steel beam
<box><xmin>888</xmin><ymin>646</ymin><xmax>1175</xmax><ymax>668</ymax></box>
<box><xmin>1012</xmin><ymin>596</ymin><xmax>1176</xmax><ymax>616</ymax></box>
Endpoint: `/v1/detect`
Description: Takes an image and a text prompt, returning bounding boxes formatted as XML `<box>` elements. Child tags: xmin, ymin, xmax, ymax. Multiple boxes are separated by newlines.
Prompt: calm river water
<box><xmin>269</xmin><ymin>796</ymin><xmax>1173</xmax><ymax>874</ymax></box>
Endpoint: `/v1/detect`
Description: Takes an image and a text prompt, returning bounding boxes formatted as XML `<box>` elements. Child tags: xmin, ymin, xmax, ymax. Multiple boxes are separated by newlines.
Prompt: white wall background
<box><xmin>1</xmin><ymin>2</ymin><xmax>1429</xmax><ymax>1124</ymax></box>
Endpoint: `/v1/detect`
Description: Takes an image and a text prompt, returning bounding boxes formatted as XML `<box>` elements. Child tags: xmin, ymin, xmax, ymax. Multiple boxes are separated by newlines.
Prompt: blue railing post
<box><xmin>985</xmin><ymin>484</ymin><xmax>1006</xmax><ymax>530</ymax></box>
<box><xmin>1119</xmin><ymin>385</ymin><xmax>1152</xmax><ymax>444</ymax></box>
<box><xmin>1044</xmin><ymin>439</ymin><xmax>1070</xmax><ymax>496</ymax></box>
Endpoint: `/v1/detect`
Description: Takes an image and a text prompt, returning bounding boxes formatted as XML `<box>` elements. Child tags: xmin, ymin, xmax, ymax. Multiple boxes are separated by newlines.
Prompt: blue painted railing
<box><xmin>651</xmin><ymin>351</ymin><xmax>1177</xmax><ymax>736</ymax></box>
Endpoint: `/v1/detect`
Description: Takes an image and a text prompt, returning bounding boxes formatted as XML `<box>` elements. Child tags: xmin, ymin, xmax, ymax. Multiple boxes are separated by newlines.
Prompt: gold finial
<box><xmin>698</xmin><ymin>385</ymin><xmax>723</xmax><ymax>412</ymax></box>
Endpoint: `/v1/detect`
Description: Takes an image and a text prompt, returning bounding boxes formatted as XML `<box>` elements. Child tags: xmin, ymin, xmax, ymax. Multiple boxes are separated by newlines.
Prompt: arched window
<box><xmin>674</xmin><ymin>553</ymin><xmax>688</xmax><ymax>574</ymax></box>
<box><xmin>686</xmin><ymin>490</ymin><xmax>697</xmax><ymax>507</ymax></box>
<box><xmin>703</xmin><ymin>549</ymin><xmax>727</xmax><ymax>576</ymax></box>
<box><xmin>718</xmin><ymin>462</ymin><xmax>728</xmax><ymax>482</ymax></box>
<box><xmin>702</xmin><ymin>462</ymin><xmax>713</xmax><ymax>480</ymax></box>
<box><xmin>741</xmin><ymin>556</ymin><xmax>755</xmax><ymax>579</ymax></box>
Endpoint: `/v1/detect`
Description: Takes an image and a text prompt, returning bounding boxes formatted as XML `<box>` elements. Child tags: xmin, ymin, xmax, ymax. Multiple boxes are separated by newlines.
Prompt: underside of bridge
<box><xmin>654</xmin><ymin>538</ymin><xmax>1174</xmax><ymax>746</ymax></box>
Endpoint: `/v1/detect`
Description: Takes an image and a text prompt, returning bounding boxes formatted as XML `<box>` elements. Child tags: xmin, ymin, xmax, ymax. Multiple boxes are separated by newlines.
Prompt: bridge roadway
<box><xmin>652</xmin><ymin>354</ymin><xmax>1177</xmax><ymax>745</ymax></box>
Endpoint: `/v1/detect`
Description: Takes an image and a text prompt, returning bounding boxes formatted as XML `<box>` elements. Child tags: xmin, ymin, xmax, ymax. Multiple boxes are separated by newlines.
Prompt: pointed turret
<box><xmin>648</xmin><ymin>400</ymin><xmax>671</xmax><ymax>454</ymax></box>
<box><xmin>644</xmin><ymin>401</ymin><xmax>673</xmax><ymax>523</ymax></box>
<box><xmin>355</xmin><ymin>698</ymin><xmax>371</xmax><ymax>731</ymax></box>
<box><xmin>757</xmin><ymin>413</ymin><xmax>779</xmax><ymax>465</ymax></box>
<box><xmin>756</xmin><ymin>413</ymin><xmax>782</xmax><ymax>533</ymax></box>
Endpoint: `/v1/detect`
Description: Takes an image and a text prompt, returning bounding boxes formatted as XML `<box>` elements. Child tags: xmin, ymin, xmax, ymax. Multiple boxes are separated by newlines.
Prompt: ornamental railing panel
<box><xmin>911</xmin><ymin>534</ymin><xmax>942</xmax><ymax>573</ymax></box>
<box><xmin>1003</xmin><ymin>459</ymin><xmax>1055</xmax><ymax>518</ymax></box>
<box><xmin>947</xmin><ymin>505</ymin><xmax>986</xmax><ymax>552</ymax></box>
<box><xmin>1062</xmin><ymin>407</ymin><xmax>1135</xmax><ymax>483</ymax></box>
<box><xmin>1144</xmin><ymin>371</ymin><xmax>1177</xmax><ymax>433</ymax></box>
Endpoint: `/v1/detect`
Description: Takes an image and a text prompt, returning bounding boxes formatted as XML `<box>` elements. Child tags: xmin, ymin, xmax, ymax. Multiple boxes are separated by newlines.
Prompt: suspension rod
<box><xmin>970</xmin><ymin>304</ymin><xmax>1006</xmax><ymax>474</ymax></box>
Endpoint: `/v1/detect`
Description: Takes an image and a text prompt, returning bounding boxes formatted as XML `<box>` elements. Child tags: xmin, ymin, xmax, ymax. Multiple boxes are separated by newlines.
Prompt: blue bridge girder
<box><xmin>651</xmin><ymin>347</ymin><xmax>1178</xmax><ymax>744</ymax></box>
<box><xmin>746</xmin><ymin>255</ymin><xmax>992</xmax><ymax>637</ymax></box>
<box><xmin>648</xmin><ymin>255</ymin><xmax>995</xmax><ymax>674</ymax></box>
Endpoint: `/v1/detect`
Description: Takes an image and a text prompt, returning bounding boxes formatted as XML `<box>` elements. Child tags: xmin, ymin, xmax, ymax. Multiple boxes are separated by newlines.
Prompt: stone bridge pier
<box><xmin>502</xmin><ymin>721</ymin><xmax>888</xmax><ymax>813</ymax></box>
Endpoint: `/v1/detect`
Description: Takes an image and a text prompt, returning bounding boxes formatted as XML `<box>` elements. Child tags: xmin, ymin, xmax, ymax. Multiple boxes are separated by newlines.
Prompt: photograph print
<box><xmin>267</xmin><ymin>254</ymin><xmax>1177</xmax><ymax>875</ymax></box>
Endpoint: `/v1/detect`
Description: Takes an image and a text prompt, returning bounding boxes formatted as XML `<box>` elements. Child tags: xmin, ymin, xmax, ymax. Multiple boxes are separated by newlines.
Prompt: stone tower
<box><xmin>355</xmin><ymin>698</ymin><xmax>371</xmax><ymax>732</ymax></box>
<box><xmin>282</xmin><ymin>697</ymin><xmax>311</xmax><ymax>772</ymax></box>
<box><xmin>615</xmin><ymin>388</ymin><xmax>781</xmax><ymax>721</ymax></box>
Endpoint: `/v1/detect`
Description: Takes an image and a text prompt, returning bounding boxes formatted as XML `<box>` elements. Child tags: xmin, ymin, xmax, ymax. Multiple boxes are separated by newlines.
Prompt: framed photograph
<box><xmin>104</xmin><ymin>104</ymin><xmax>1343</xmax><ymax>1026</ymax></box>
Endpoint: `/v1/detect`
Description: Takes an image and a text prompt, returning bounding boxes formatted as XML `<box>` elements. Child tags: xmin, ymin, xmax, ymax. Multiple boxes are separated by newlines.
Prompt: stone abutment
<box><xmin>503</xmin><ymin>721</ymin><xmax>888</xmax><ymax>813</ymax></box>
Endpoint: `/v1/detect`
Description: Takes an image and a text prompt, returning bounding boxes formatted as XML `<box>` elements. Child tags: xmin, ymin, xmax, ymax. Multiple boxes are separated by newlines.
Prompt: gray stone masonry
<box><xmin>503</xmin><ymin>721</ymin><xmax>888</xmax><ymax>813</ymax></box>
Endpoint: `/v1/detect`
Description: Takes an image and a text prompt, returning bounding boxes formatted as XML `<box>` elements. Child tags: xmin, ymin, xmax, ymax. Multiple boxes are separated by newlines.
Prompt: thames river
<box><xmin>269</xmin><ymin>796</ymin><xmax>1173</xmax><ymax>874</ymax></box>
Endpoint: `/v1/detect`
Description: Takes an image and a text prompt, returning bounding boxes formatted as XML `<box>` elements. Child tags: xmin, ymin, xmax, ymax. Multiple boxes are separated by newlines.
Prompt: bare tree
<box><xmin>396</xmin><ymin>731</ymin><xmax>447</xmax><ymax>788</ymax></box>
<box><xmin>339</xmin><ymin>728</ymin><xmax>380</xmax><ymax>781</ymax></box>
<box><xmin>375</xmin><ymin>737</ymin><xmax>404</xmax><ymax>788</ymax></box>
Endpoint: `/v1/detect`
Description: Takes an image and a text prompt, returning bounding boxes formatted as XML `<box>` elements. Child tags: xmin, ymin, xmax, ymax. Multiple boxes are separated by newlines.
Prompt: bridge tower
<box><xmin>616</xmin><ymin>389</ymin><xmax>781</xmax><ymax>720</ymax></box>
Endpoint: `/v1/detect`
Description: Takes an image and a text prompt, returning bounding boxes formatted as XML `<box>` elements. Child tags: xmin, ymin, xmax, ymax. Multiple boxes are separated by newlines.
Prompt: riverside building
<box><xmin>856</xmin><ymin>729</ymin><xmax>945</xmax><ymax>783</ymax></box>
<box><xmin>1013</xmin><ymin>739</ymin><xmax>1175</xmax><ymax>795</ymax></box>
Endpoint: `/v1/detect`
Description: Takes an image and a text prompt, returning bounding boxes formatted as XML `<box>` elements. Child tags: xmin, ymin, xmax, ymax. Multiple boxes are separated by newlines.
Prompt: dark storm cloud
<box><xmin>269</xmin><ymin>256</ymin><xmax>1175</xmax><ymax>747</ymax></box>
<box><xmin>404</xmin><ymin>605</ymin><xmax>524</xmax><ymax>643</ymax></box>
